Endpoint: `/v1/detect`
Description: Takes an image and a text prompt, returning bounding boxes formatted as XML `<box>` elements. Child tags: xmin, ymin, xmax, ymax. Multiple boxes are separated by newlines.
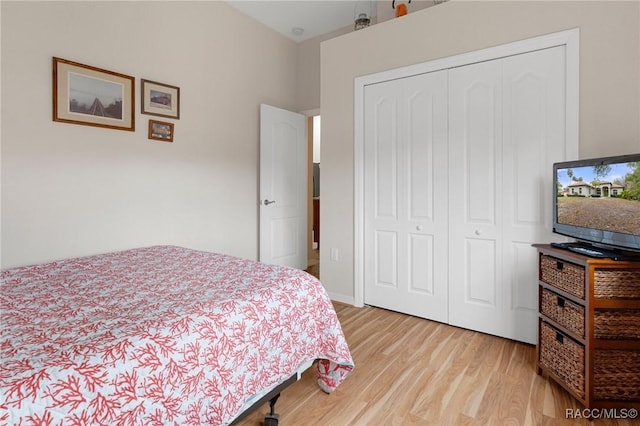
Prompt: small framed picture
<box><xmin>52</xmin><ymin>57</ymin><xmax>135</xmax><ymax>131</ymax></box>
<box><xmin>148</xmin><ymin>120</ymin><xmax>174</xmax><ymax>142</ymax></box>
<box><xmin>141</xmin><ymin>79</ymin><xmax>180</xmax><ymax>119</ymax></box>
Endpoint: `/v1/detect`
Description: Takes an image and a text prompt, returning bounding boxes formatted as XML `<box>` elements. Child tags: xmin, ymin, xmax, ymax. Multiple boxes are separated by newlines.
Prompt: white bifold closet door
<box><xmin>363</xmin><ymin>45</ymin><xmax>567</xmax><ymax>344</ymax></box>
<box><xmin>448</xmin><ymin>46</ymin><xmax>566</xmax><ymax>344</ymax></box>
<box><xmin>363</xmin><ymin>70</ymin><xmax>449</xmax><ymax>324</ymax></box>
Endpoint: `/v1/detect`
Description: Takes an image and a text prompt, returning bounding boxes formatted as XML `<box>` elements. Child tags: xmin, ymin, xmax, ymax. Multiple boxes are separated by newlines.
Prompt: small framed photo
<box><xmin>141</xmin><ymin>79</ymin><xmax>180</xmax><ymax>119</ymax></box>
<box><xmin>148</xmin><ymin>119</ymin><xmax>174</xmax><ymax>142</ymax></box>
<box><xmin>52</xmin><ymin>57</ymin><xmax>135</xmax><ymax>131</ymax></box>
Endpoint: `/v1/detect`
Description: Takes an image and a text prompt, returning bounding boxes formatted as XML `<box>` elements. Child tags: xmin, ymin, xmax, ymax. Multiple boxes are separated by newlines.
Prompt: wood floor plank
<box><xmin>236</xmin><ymin>303</ymin><xmax>639</xmax><ymax>425</ymax></box>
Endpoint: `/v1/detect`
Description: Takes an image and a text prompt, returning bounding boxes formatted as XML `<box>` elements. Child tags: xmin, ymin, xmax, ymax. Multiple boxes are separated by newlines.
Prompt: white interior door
<box><xmin>501</xmin><ymin>46</ymin><xmax>567</xmax><ymax>343</ymax></box>
<box><xmin>448</xmin><ymin>58</ymin><xmax>505</xmax><ymax>338</ymax></box>
<box><xmin>448</xmin><ymin>46</ymin><xmax>567</xmax><ymax>344</ymax></box>
<box><xmin>363</xmin><ymin>70</ymin><xmax>449</xmax><ymax>323</ymax></box>
<box><xmin>259</xmin><ymin>104</ymin><xmax>307</xmax><ymax>269</ymax></box>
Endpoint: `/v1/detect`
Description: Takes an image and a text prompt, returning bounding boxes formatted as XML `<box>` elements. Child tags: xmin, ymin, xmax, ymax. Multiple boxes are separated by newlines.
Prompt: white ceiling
<box><xmin>226</xmin><ymin>1</ymin><xmax>377</xmax><ymax>42</ymax></box>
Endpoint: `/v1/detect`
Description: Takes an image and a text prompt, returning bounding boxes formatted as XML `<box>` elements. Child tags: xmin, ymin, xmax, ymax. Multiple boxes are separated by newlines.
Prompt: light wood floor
<box><xmin>305</xmin><ymin>248</ymin><xmax>319</xmax><ymax>279</ymax></box>
<box><xmin>237</xmin><ymin>302</ymin><xmax>639</xmax><ymax>426</ymax></box>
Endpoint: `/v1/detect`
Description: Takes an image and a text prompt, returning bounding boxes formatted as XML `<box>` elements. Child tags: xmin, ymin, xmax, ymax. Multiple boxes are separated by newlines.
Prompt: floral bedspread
<box><xmin>0</xmin><ymin>246</ymin><xmax>353</xmax><ymax>425</ymax></box>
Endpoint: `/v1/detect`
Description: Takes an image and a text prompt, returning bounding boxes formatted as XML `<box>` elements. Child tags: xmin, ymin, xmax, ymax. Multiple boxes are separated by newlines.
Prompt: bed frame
<box><xmin>229</xmin><ymin>373</ymin><xmax>297</xmax><ymax>425</ymax></box>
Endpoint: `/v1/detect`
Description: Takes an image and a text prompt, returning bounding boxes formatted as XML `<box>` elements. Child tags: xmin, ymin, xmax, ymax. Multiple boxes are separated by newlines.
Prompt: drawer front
<box><xmin>540</xmin><ymin>288</ymin><xmax>585</xmax><ymax>338</ymax></box>
<box><xmin>539</xmin><ymin>321</ymin><xmax>585</xmax><ymax>399</ymax></box>
<box><xmin>594</xmin><ymin>349</ymin><xmax>640</xmax><ymax>401</ymax></box>
<box><xmin>594</xmin><ymin>309</ymin><xmax>640</xmax><ymax>340</ymax></box>
<box><xmin>594</xmin><ymin>268</ymin><xmax>640</xmax><ymax>299</ymax></box>
<box><xmin>540</xmin><ymin>255</ymin><xmax>585</xmax><ymax>299</ymax></box>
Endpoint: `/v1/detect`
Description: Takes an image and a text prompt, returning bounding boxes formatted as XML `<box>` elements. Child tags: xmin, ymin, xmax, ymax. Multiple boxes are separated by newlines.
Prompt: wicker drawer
<box><xmin>539</xmin><ymin>321</ymin><xmax>585</xmax><ymax>399</ymax></box>
<box><xmin>594</xmin><ymin>309</ymin><xmax>640</xmax><ymax>340</ymax></box>
<box><xmin>594</xmin><ymin>269</ymin><xmax>640</xmax><ymax>299</ymax></box>
<box><xmin>540</xmin><ymin>288</ymin><xmax>585</xmax><ymax>338</ymax></box>
<box><xmin>594</xmin><ymin>349</ymin><xmax>640</xmax><ymax>401</ymax></box>
<box><xmin>540</xmin><ymin>255</ymin><xmax>585</xmax><ymax>299</ymax></box>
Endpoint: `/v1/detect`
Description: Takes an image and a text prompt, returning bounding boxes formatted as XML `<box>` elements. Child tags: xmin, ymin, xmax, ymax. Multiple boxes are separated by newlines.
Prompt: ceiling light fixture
<box><xmin>291</xmin><ymin>27</ymin><xmax>304</xmax><ymax>36</ymax></box>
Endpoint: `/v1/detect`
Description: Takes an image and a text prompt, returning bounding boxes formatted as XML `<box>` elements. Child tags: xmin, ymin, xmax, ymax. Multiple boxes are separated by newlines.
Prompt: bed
<box><xmin>0</xmin><ymin>246</ymin><xmax>354</xmax><ymax>425</ymax></box>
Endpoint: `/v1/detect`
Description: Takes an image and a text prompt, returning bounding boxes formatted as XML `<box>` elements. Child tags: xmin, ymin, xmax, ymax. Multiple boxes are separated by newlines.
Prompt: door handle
<box><xmin>264</xmin><ymin>199</ymin><xmax>276</xmax><ymax>205</ymax></box>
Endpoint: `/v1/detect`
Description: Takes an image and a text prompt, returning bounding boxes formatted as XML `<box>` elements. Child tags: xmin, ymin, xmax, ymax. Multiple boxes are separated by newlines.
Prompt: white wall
<box><xmin>320</xmin><ymin>1</ymin><xmax>640</xmax><ymax>302</ymax></box>
<box><xmin>296</xmin><ymin>25</ymin><xmax>352</xmax><ymax>112</ymax></box>
<box><xmin>1</xmin><ymin>1</ymin><xmax>298</xmax><ymax>268</ymax></box>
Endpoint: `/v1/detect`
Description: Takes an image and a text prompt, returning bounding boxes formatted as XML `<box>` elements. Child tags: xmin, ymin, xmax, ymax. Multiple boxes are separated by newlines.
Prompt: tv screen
<box><xmin>553</xmin><ymin>153</ymin><xmax>640</xmax><ymax>253</ymax></box>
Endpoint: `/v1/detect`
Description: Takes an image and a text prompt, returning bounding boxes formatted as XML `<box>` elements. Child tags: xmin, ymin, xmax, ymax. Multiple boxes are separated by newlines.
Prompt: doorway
<box><xmin>307</xmin><ymin>114</ymin><xmax>321</xmax><ymax>278</ymax></box>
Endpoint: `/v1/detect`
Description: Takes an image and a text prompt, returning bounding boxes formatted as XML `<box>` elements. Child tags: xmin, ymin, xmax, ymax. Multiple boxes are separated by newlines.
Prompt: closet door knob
<box><xmin>416</xmin><ymin>225</ymin><xmax>423</xmax><ymax>231</ymax></box>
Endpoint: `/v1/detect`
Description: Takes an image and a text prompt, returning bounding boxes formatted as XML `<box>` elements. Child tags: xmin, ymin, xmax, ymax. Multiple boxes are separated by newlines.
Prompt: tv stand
<box><xmin>549</xmin><ymin>242</ymin><xmax>637</xmax><ymax>261</ymax></box>
<box><xmin>534</xmin><ymin>244</ymin><xmax>640</xmax><ymax>409</ymax></box>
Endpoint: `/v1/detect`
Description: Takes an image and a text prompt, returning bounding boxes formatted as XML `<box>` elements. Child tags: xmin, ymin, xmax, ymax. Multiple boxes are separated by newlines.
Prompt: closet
<box><xmin>362</xmin><ymin>41</ymin><xmax>574</xmax><ymax>344</ymax></box>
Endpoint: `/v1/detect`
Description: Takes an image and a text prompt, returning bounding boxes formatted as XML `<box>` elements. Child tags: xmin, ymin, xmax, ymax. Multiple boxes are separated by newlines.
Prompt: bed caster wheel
<box><xmin>264</xmin><ymin>413</ymin><xmax>279</xmax><ymax>426</ymax></box>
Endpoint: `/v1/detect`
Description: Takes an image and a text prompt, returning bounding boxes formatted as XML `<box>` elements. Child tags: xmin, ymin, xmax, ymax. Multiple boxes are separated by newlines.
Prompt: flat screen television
<box><xmin>553</xmin><ymin>153</ymin><xmax>640</xmax><ymax>257</ymax></box>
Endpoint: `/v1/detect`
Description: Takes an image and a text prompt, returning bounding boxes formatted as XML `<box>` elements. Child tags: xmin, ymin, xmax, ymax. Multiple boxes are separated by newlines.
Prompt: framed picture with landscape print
<box><xmin>148</xmin><ymin>120</ymin><xmax>174</xmax><ymax>142</ymax></box>
<box><xmin>52</xmin><ymin>57</ymin><xmax>135</xmax><ymax>131</ymax></box>
<box><xmin>141</xmin><ymin>79</ymin><xmax>180</xmax><ymax>119</ymax></box>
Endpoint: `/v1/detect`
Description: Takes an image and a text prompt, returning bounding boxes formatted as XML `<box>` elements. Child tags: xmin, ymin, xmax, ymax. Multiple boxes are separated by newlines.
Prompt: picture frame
<box><xmin>141</xmin><ymin>79</ymin><xmax>180</xmax><ymax>119</ymax></box>
<box><xmin>52</xmin><ymin>57</ymin><xmax>135</xmax><ymax>131</ymax></box>
<box><xmin>148</xmin><ymin>119</ymin><xmax>174</xmax><ymax>142</ymax></box>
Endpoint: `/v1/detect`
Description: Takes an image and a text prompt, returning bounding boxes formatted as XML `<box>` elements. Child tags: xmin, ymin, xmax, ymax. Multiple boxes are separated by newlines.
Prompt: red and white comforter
<box><xmin>0</xmin><ymin>246</ymin><xmax>354</xmax><ymax>425</ymax></box>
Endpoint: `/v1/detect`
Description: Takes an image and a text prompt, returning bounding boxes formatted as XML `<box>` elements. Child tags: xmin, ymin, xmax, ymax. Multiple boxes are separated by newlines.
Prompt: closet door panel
<box><xmin>502</xmin><ymin>46</ymin><xmax>567</xmax><ymax>343</ymax></box>
<box><xmin>465</xmin><ymin>81</ymin><xmax>499</xmax><ymax>225</ymax></box>
<box><xmin>374</xmin><ymin>97</ymin><xmax>399</xmax><ymax>220</ymax></box>
<box><xmin>407</xmin><ymin>86</ymin><xmax>436</xmax><ymax>221</ymax></box>
<box><xmin>365</xmin><ymin>80</ymin><xmax>402</xmax><ymax>303</ymax></box>
<box><xmin>364</xmin><ymin>71</ymin><xmax>448</xmax><ymax>323</ymax></box>
<box><xmin>448</xmin><ymin>59</ymin><xmax>505</xmax><ymax>337</ymax></box>
<box><xmin>409</xmin><ymin>233</ymin><xmax>434</xmax><ymax>295</ymax></box>
<box><xmin>465</xmin><ymin>238</ymin><xmax>497</xmax><ymax>306</ymax></box>
<box><xmin>403</xmin><ymin>72</ymin><xmax>449</xmax><ymax>320</ymax></box>
<box><xmin>449</xmin><ymin>46</ymin><xmax>567</xmax><ymax>343</ymax></box>
<box><xmin>375</xmin><ymin>230</ymin><xmax>398</xmax><ymax>288</ymax></box>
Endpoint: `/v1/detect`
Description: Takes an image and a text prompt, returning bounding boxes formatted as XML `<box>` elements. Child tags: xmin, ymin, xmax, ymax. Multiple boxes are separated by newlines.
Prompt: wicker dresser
<box><xmin>534</xmin><ymin>244</ymin><xmax>640</xmax><ymax>409</ymax></box>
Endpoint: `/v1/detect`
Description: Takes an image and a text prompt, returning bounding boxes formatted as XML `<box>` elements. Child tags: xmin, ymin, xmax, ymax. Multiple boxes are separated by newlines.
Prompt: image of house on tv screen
<box><xmin>556</xmin><ymin>161</ymin><xmax>640</xmax><ymax>235</ymax></box>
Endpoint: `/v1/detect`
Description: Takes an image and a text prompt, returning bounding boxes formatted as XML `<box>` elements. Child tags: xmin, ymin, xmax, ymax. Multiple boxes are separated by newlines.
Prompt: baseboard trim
<box><xmin>327</xmin><ymin>292</ymin><xmax>355</xmax><ymax>306</ymax></box>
